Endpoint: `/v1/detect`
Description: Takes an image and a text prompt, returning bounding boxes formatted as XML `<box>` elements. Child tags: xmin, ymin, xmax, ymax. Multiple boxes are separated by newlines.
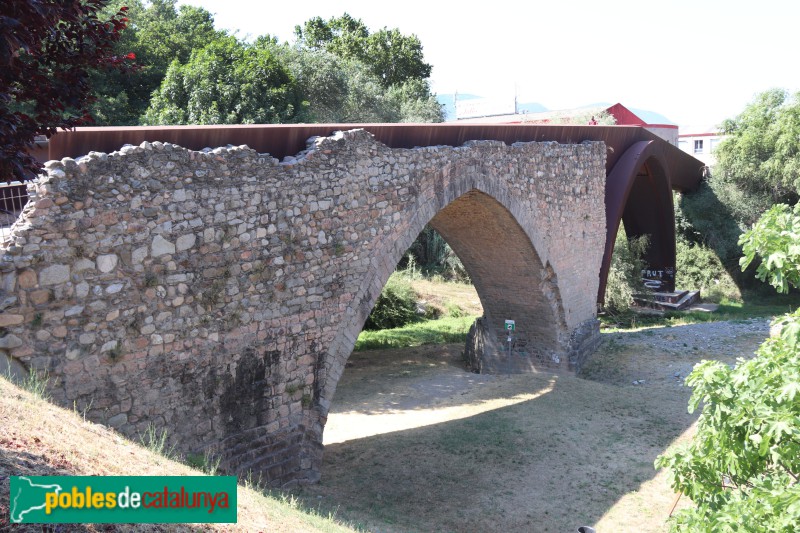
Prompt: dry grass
<box><xmin>0</xmin><ymin>375</ymin><xmax>356</xmax><ymax>533</ymax></box>
<box><xmin>409</xmin><ymin>279</ymin><xmax>483</xmax><ymax>317</ymax></box>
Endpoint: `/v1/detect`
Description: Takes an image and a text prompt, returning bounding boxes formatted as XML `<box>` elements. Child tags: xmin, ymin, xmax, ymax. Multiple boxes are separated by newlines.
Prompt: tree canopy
<box><xmin>91</xmin><ymin>0</ymin><xmax>225</xmax><ymax>125</ymax></box>
<box><xmin>294</xmin><ymin>13</ymin><xmax>432</xmax><ymax>88</ymax></box>
<box><xmin>715</xmin><ymin>89</ymin><xmax>800</xmax><ymax>222</ymax></box>
<box><xmin>143</xmin><ymin>12</ymin><xmax>443</xmax><ymax>125</ymax></box>
<box><xmin>0</xmin><ymin>0</ymin><xmax>130</xmax><ymax>181</ymax></box>
<box><xmin>143</xmin><ymin>37</ymin><xmax>301</xmax><ymax>125</ymax></box>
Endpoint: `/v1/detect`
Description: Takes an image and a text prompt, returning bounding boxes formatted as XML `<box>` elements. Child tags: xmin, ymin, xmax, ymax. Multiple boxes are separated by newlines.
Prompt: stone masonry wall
<box><xmin>0</xmin><ymin>129</ymin><xmax>606</xmax><ymax>486</ymax></box>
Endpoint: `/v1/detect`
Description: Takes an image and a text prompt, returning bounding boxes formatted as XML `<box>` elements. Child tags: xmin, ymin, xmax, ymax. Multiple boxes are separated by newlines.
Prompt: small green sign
<box><xmin>9</xmin><ymin>476</ymin><xmax>237</xmax><ymax>524</ymax></box>
<box><xmin>505</xmin><ymin>319</ymin><xmax>515</xmax><ymax>331</ymax></box>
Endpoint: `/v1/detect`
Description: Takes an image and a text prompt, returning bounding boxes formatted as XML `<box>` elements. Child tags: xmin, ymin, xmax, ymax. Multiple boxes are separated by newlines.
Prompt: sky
<box><xmin>177</xmin><ymin>0</ymin><xmax>800</xmax><ymax>129</ymax></box>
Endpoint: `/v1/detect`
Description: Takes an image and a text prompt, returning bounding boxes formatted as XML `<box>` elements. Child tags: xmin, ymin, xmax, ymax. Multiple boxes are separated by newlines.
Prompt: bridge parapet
<box><xmin>0</xmin><ymin>129</ymin><xmax>606</xmax><ymax>486</ymax></box>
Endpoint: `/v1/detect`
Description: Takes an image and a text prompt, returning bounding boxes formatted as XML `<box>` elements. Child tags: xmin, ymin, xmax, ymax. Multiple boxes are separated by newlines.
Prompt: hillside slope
<box><xmin>0</xmin><ymin>375</ymin><xmax>355</xmax><ymax>533</ymax></box>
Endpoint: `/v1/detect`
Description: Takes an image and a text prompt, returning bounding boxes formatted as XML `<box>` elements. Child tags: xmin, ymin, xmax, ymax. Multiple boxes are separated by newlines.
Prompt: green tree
<box><xmin>274</xmin><ymin>44</ymin><xmax>443</xmax><ymax>123</ymax></box>
<box><xmin>715</xmin><ymin>89</ymin><xmax>800</xmax><ymax>224</ymax></box>
<box><xmin>143</xmin><ymin>36</ymin><xmax>301</xmax><ymax>125</ymax></box>
<box><xmin>294</xmin><ymin>13</ymin><xmax>432</xmax><ymax>89</ymax></box>
<box><xmin>603</xmin><ymin>230</ymin><xmax>649</xmax><ymax>314</ymax></box>
<box><xmin>656</xmin><ymin>204</ymin><xmax>800</xmax><ymax>531</ymax></box>
<box><xmin>739</xmin><ymin>203</ymin><xmax>800</xmax><ymax>294</ymax></box>
<box><xmin>91</xmin><ymin>0</ymin><xmax>225</xmax><ymax>125</ymax></box>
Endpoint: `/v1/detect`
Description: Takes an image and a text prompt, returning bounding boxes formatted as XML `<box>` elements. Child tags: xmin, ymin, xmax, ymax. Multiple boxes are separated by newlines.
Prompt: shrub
<box><xmin>363</xmin><ymin>272</ymin><xmax>419</xmax><ymax>330</ymax></box>
<box><xmin>603</xmin><ymin>229</ymin><xmax>649</xmax><ymax>314</ymax></box>
<box><xmin>404</xmin><ymin>226</ymin><xmax>470</xmax><ymax>282</ymax></box>
<box><xmin>739</xmin><ymin>203</ymin><xmax>800</xmax><ymax>294</ymax></box>
<box><xmin>674</xmin><ymin>182</ymin><xmax>747</xmax><ymax>272</ymax></box>
<box><xmin>444</xmin><ymin>301</ymin><xmax>465</xmax><ymax>318</ymax></box>
<box><xmin>676</xmin><ymin>240</ymin><xmax>741</xmax><ymax>302</ymax></box>
<box><xmin>655</xmin><ymin>310</ymin><xmax>800</xmax><ymax>531</ymax></box>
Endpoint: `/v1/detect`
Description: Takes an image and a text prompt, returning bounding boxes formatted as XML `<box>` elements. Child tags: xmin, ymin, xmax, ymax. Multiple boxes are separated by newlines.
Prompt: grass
<box><xmin>138</xmin><ymin>422</ymin><xmax>177</xmax><ymax>460</ymax></box>
<box><xmin>354</xmin><ymin>315</ymin><xmax>478</xmax><ymax>351</ymax></box>
<box><xmin>601</xmin><ymin>293</ymin><xmax>799</xmax><ymax>331</ymax></box>
<box><xmin>2</xmin><ymin>366</ymin><xmax>50</xmax><ymax>400</ymax></box>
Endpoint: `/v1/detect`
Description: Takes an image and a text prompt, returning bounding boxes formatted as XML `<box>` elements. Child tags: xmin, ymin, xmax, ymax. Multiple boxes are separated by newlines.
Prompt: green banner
<box><xmin>9</xmin><ymin>476</ymin><xmax>237</xmax><ymax>524</ymax></box>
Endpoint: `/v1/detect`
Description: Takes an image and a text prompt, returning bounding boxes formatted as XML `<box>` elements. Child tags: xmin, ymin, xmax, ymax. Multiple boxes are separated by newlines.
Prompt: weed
<box><xmin>31</xmin><ymin>312</ymin><xmax>43</xmax><ymax>329</ymax></box>
<box><xmin>127</xmin><ymin>313</ymin><xmax>143</xmax><ymax>333</ymax></box>
<box><xmin>201</xmin><ymin>280</ymin><xmax>226</xmax><ymax>308</ymax></box>
<box><xmin>301</xmin><ymin>393</ymin><xmax>313</xmax><ymax>408</ymax></box>
<box><xmin>107</xmin><ymin>341</ymin><xmax>124</xmax><ymax>362</ymax></box>
<box><xmin>280</xmin><ymin>232</ymin><xmax>298</xmax><ymax>247</ymax></box>
<box><xmin>444</xmin><ymin>301</ymin><xmax>465</xmax><ymax>318</ymax></box>
<box><xmin>3</xmin><ymin>366</ymin><xmax>50</xmax><ymax>400</ymax></box>
<box><xmin>223</xmin><ymin>225</ymin><xmax>237</xmax><ymax>242</ymax></box>
<box><xmin>185</xmin><ymin>450</ymin><xmax>222</xmax><ymax>475</ymax></box>
<box><xmin>334</xmin><ymin>242</ymin><xmax>345</xmax><ymax>256</ymax></box>
<box><xmin>72</xmin><ymin>398</ymin><xmax>93</xmax><ymax>422</ymax></box>
<box><xmin>138</xmin><ymin>422</ymin><xmax>176</xmax><ymax>460</ymax></box>
<box><xmin>225</xmin><ymin>310</ymin><xmax>241</xmax><ymax>329</ymax></box>
<box><xmin>144</xmin><ymin>271</ymin><xmax>158</xmax><ymax>288</ymax></box>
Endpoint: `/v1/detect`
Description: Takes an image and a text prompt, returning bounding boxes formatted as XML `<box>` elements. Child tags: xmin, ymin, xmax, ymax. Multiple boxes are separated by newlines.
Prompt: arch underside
<box><xmin>430</xmin><ymin>190</ymin><xmax>563</xmax><ymax>360</ymax></box>
<box><xmin>318</xmin><ymin>187</ymin><xmax>570</xmax><ymax>421</ymax></box>
<box><xmin>600</xmin><ymin>141</ymin><xmax>677</xmax><ymax>302</ymax></box>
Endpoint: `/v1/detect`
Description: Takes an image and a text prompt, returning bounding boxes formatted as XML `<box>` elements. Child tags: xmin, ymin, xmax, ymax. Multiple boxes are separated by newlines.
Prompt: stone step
<box><xmin>634</xmin><ymin>289</ymin><xmax>702</xmax><ymax>311</ymax></box>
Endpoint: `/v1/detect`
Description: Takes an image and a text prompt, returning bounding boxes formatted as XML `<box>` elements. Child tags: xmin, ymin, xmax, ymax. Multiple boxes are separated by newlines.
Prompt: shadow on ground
<box><xmin>290</xmin><ymin>320</ymin><xmax>770</xmax><ymax>532</ymax></box>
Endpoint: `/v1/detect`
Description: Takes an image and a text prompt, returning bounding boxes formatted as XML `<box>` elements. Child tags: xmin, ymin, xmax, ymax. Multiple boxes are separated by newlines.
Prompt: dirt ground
<box><xmin>293</xmin><ymin>319</ymin><xmax>772</xmax><ymax>533</ymax></box>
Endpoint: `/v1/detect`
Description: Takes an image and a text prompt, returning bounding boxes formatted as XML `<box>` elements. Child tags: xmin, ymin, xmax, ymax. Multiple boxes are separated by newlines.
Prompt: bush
<box><xmin>363</xmin><ymin>272</ymin><xmax>419</xmax><ymax>330</ymax></box>
<box><xmin>675</xmin><ymin>182</ymin><xmax>747</xmax><ymax>272</ymax></box>
<box><xmin>603</xmin><ymin>229</ymin><xmax>649</xmax><ymax>314</ymax></box>
<box><xmin>403</xmin><ymin>226</ymin><xmax>470</xmax><ymax>283</ymax></box>
<box><xmin>655</xmin><ymin>310</ymin><xmax>800</xmax><ymax>531</ymax></box>
<box><xmin>676</xmin><ymin>240</ymin><xmax>741</xmax><ymax>302</ymax></box>
<box><xmin>740</xmin><ymin>203</ymin><xmax>800</xmax><ymax>294</ymax></box>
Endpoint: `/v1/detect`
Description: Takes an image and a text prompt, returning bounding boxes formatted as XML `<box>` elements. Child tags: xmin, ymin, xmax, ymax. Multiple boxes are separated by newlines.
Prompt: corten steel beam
<box><xmin>44</xmin><ymin>123</ymin><xmax>704</xmax><ymax>302</ymax></box>
<box><xmin>46</xmin><ymin>123</ymin><xmax>704</xmax><ymax>181</ymax></box>
<box><xmin>599</xmin><ymin>140</ymin><xmax>686</xmax><ymax>302</ymax></box>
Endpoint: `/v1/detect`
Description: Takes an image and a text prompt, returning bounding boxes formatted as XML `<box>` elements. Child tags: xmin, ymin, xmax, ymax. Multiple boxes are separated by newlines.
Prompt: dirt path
<box><xmin>296</xmin><ymin>319</ymin><xmax>771</xmax><ymax>533</ymax></box>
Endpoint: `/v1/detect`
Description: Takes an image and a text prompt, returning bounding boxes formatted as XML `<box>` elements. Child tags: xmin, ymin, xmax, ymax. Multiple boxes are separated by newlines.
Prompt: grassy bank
<box><xmin>0</xmin><ymin>374</ymin><xmax>356</xmax><ymax>532</ymax></box>
<box><xmin>355</xmin><ymin>315</ymin><xmax>478</xmax><ymax>351</ymax></box>
<box><xmin>601</xmin><ymin>292</ymin><xmax>800</xmax><ymax>331</ymax></box>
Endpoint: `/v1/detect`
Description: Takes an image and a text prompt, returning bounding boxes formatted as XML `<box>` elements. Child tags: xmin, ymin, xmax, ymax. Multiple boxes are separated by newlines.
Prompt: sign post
<box><xmin>504</xmin><ymin>320</ymin><xmax>515</xmax><ymax>354</ymax></box>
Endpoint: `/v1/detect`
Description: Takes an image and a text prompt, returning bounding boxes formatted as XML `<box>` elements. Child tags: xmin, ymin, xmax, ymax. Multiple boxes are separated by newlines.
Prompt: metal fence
<box><xmin>0</xmin><ymin>182</ymin><xmax>28</xmax><ymax>242</ymax></box>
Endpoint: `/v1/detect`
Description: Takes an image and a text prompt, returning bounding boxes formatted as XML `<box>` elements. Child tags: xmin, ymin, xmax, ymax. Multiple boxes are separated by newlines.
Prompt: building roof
<box><xmin>455</xmin><ymin>102</ymin><xmax>678</xmax><ymax>129</ymax></box>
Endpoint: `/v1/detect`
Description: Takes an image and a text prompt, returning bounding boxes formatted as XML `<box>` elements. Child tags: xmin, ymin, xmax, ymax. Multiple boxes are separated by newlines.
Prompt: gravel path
<box><xmin>587</xmin><ymin>318</ymin><xmax>773</xmax><ymax>387</ymax></box>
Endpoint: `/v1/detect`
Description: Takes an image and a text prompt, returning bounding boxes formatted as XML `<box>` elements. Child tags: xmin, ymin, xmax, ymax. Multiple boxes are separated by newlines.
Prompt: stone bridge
<box><xmin>0</xmin><ymin>124</ymin><xmax>702</xmax><ymax>486</ymax></box>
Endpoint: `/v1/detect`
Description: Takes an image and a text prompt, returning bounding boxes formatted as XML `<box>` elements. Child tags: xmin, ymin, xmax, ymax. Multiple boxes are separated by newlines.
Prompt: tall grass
<box><xmin>2</xmin><ymin>366</ymin><xmax>50</xmax><ymax>399</ymax></box>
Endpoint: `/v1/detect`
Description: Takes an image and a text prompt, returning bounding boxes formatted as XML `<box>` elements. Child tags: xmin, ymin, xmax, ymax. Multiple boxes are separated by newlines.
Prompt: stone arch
<box><xmin>599</xmin><ymin>141</ymin><xmax>676</xmax><ymax>302</ymax></box>
<box><xmin>314</xmin><ymin>185</ymin><xmax>568</xmax><ymax>430</ymax></box>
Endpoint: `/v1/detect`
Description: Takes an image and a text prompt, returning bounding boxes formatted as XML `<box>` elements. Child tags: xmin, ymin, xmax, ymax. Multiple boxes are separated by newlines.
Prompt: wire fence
<box><xmin>0</xmin><ymin>182</ymin><xmax>28</xmax><ymax>242</ymax></box>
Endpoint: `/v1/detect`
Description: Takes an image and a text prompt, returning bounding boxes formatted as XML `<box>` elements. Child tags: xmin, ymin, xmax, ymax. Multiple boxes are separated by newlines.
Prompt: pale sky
<box><xmin>177</xmin><ymin>0</ymin><xmax>800</xmax><ymax>128</ymax></box>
